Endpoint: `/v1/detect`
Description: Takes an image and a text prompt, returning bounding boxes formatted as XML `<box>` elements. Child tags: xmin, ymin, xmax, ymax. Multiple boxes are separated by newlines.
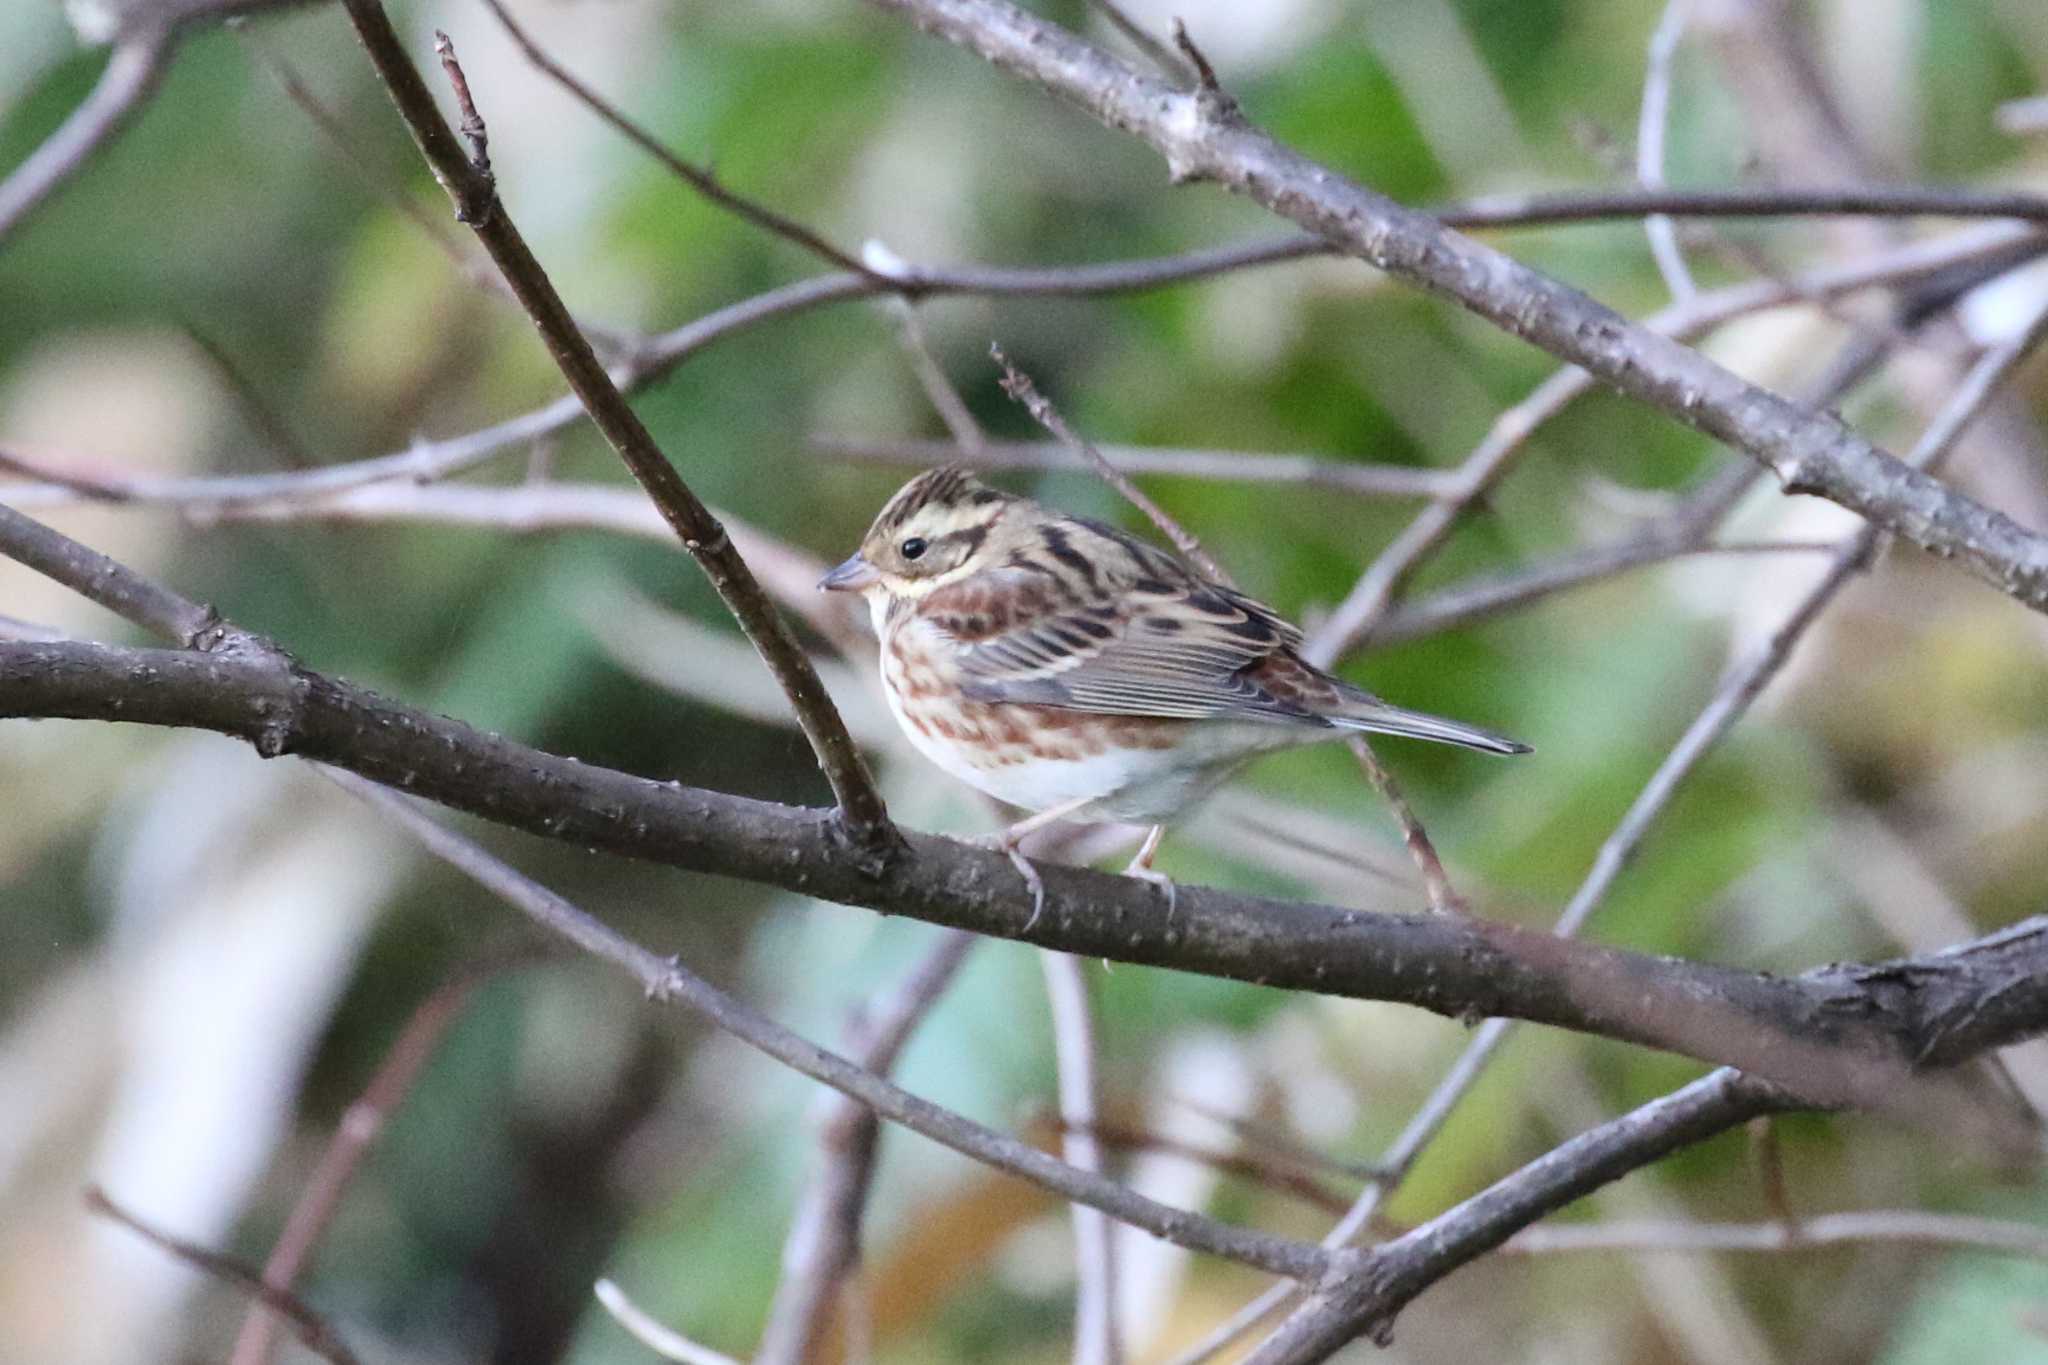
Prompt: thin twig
<box><xmin>817</xmin><ymin>435</ymin><xmax>1457</xmax><ymax>498</ymax></box>
<box><xmin>323</xmin><ymin>769</ymin><xmax>1332</xmax><ymax>1280</ymax></box>
<box><xmin>1048</xmin><ymin>1116</ymin><xmax>1355</xmax><ymax>1216</ymax></box>
<box><xmin>1367</xmin><ymin>535</ymin><xmax>1857</xmax><ymax>645</ymax></box>
<box><xmin>1639</xmin><ymin>0</ymin><xmax>1701</xmax><ymax>300</ymax></box>
<box><xmin>1042</xmin><ymin>951</ymin><xmax>1121</xmax><ymax>1365</ymax></box>
<box><xmin>340</xmin><ymin>4</ymin><xmax>891</xmax><ymax>842</ymax></box>
<box><xmin>595</xmin><ymin>1279</ymin><xmax>747</xmax><ymax>1365</ymax></box>
<box><xmin>889</xmin><ymin>304</ymin><xmax>987</xmax><ymax>451</ymax></box>
<box><xmin>991</xmin><ymin>345</ymin><xmax>1230</xmax><ymax>584</ymax></box>
<box><xmin>237</xmin><ymin>30</ymin><xmax>646</xmax><ymax>355</ymax></box>
<box><xmin>1346</xmin><ymin>738</ymin><xmax>1462</xmax><ymax>915</ymax></box>
<box><xmin>0</xmin><ymin>27</ymin><xmax>174</xmax><ymax>247</ymax></box>
<box><xmin>755</xmin><ymin>929</ymin><xmax>977</xmax><ymax>1365</ymax></box>
<box><xmin>1086</xmin><ymin>0</ymin><xmax>1197</xmax><ymax>87</ymax></box>
<box><xmin>228</xmin><ymin>956</ymin><xmax>513</xmax><ymax>1365</ymax></box>
<box><xmin>2</xmin><ymin>224</ymin><xmax>2026</xmax><ymax>519</ymax></box>
<box><xmin>477</xmin><ymin>0</ymin><xmax>884</xmax><ymax>282</ymax></box>
<box><xmin>1748</xmin><ymin>1116</ymin><xmax>1798</xmax><ymax>1238</ymax></box>
<box><xmin>86</xmin><ymin>1188</ymin><xmax>363</xmax><ymax>1365</ymax></box>
<box><xmin>1503</xmin><ymin>1210</ymin><xmax>2048</xmax><ymax>1260</ymax></box>
<box><xmin>0</xmin><ymin>501</ymin><xmax>219</xmax><ymax>645</ymax></box>
<box><xmin>177</xmin><ymin>321</ymin><xmax>320</xmax><ymax>472</ymax></box>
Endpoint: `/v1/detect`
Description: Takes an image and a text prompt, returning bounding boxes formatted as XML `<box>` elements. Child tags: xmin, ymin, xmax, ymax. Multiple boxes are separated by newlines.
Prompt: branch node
<box><xmin>1169</xmin><ymin>20</ymin><xmax>1239</xmax><ymax>123</ymax></box>
<box><xmin>185</xmin><ymin>606</ymin><xmax>228</xmax><ymax>652</ymax></box>
<box><xmin>432</xmin><ymin>30</ymin><xmax>496</xmax><ymax>224</ymax></box>
<box><xmin>644</xmin><ymin>956</ymin><xmax>683</xmax><ymax>1004</ymax></box>
<box><xmin>828</xmin><ymin>806</ymin><xmax>905</xmax><ymax>878</ymax></box>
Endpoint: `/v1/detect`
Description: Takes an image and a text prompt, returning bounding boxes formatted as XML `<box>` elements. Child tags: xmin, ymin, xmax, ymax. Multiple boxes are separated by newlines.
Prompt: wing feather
<box><xmin>930</xmin><ymin>517</ymin><xmax>1325</xmax><ymax>724</ymax></box>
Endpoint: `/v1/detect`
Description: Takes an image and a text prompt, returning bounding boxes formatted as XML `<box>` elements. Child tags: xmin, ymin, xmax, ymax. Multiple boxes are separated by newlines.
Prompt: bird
<box><xmin>819</xmin><ymin>464</ymin><xmax>1529</xmax><ymax>922</ymax></box>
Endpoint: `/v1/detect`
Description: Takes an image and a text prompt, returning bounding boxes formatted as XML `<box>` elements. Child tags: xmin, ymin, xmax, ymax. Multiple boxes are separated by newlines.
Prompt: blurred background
<box><xmin>4</xmin><ymin>0</ymin><xmax>2048</xmax><ymax>1360</ymax></box>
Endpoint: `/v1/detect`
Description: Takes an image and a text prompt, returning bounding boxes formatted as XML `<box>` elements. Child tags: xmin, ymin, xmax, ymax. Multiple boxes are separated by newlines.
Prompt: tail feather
<box><xmin>1330</xmin><ymin>698</ymin><xmax>1531</xmax><ymax>756</ymax></box>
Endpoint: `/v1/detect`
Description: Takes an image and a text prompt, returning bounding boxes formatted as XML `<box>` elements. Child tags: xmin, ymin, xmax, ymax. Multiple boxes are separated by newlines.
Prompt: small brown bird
<box><xmin>821</xmin><ymin>466</ymin><xmax>1528</xmax><ymax>917</ymax></box>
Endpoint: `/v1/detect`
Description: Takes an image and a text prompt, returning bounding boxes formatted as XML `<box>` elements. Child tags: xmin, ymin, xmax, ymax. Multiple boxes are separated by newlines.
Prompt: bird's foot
<box><xmin>1124</xmin><ymin>824</ymin><xmax>1174</xmax><ymax>926</ymax></box>
<box><xmin>982</xmin><ymin>831</ymin><xmax>1049</xmax><ymax>932</ymax></box>
<box><xmin>1124</xmin><ymin>862</ymin><xmax>1178</xmax><ymax>927</ymax></box>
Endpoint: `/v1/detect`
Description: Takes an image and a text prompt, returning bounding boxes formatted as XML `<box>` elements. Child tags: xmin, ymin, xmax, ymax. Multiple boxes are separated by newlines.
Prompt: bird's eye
<box><xmin>900</xmin><ymin>536</ymin><xmax>929</xmax><ymax>561</ymax></box>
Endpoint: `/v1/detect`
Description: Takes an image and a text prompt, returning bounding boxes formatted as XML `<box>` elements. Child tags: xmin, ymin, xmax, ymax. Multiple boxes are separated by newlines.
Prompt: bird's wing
<box><xmin>922</xmin><ymin>518</ymin><xmax>1326</xmax><ymax>724</ymax></box>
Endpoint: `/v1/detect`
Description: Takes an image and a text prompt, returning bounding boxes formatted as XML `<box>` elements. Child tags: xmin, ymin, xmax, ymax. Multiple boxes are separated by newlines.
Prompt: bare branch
<box><xmin>86</xmin><ymin>1187</ymin><xmax>363</xmax><ymax>1365</ymax></box>
<box><xmin>889</xmin><ymin>304</ymin><xmax>987</xmax><ymax>451</ymax></box>
<box><xmin>1639</xmin><ymin>0</ymin><xmax>1701</xmax><ymax>300</ymax></box>
<box><xmin>595</xmin><ymin>1279</ymin><xmax>747</xmax><ymax>1365</ymax></box>
<box><xmin>1248</xmin><ymin>1071</ymin><xmax>1794</xmax><ymax>1361</ymax></box>
<box><xmin>756</xmin><ymin>930</ymin><xmax>976</xmax><ymax>1365</ymax></box>
<box><xmin>339</xmin><ymin>3</ymin><xmax>890</xmax><ymax>841</ymax></box>
<box><xmin>326</xmin><ymin>768</ymin><xmax>1333</xmax><ymax>1281</ymax></box>
<box><xmin>1042</xmin><ymin>951</ymin><xmax>1120</xmax><ymax>1365</ymax></box>
<box><xmin>1346</xmin><ymin>738</ymin><xmax>1462</xmax><ymax>915</ymax></box>
<box><xmin>0</xmin><ymin>501</ymin><xmax>221</xmax><ymax>646</ymax></box>
<box><xmin>818</xmin><ymin>435</ymin><xmax>1458</xmax><ymax>498</ymax></box>
<box><xmin>0</xmin><ymin>28</ymin><xmax>173</xmax><ymax>248</ymax></box>
<box><xmin>228</xmin><ymin>959</ymin><xmax>512</xmax><ymax>1365</ymax></box>
<box><xmin>863</xmin><ymin>0</ymin><xmax>2048</xmax><ymax>615</ymax></box>
<box><xmin>4</xmin><ymin>510</ymin><xmax>2047</xmax><ymax>1113</ymax></box>
<box><xmin>992</xmin><ymin>345</ymin><xmax>1229</xmax><ymax>583</ymax></box>
<box><xmin>1085</xmin><ymin>0</ymin><xmax>1196</xmax><ymax>87</ymax></box>
<box><xmin>476</xmin><ymin>0</ymin><xmax>886</xmax><ymax>283</ymax></box>
<box><xmin>9</xmin><ymin>633</ymin><xmax>2048</xmax><ymax>1088</ymax></box>
<box><xmin>1504</xmin><ymin>1210</ymin><xmax>2048</xmax><ymax>1261</ymax></box>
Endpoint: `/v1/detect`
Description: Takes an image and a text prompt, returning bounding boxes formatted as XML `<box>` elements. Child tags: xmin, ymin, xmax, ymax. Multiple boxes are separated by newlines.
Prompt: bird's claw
<box><xmin>1125</xmin><ymin>864</ymin><xmax>1177</xmax><ymax>927</ymax></box>
<box><xmin>983</xmin><ymin>833</ymin><xmax>1049</xmax><ymax>932</ymax></box>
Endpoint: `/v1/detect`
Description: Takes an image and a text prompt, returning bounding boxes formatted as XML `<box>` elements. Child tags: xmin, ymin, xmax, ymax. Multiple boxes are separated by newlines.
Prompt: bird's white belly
<box><xmin>880</xmin><ymin>670</ymin><xmax>1270</xmax><ymax>823</ymax></box>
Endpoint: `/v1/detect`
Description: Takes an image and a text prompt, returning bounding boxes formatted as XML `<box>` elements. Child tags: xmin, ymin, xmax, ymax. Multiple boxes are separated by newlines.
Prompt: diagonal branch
<box><xmin>861</xmin><ymin>0</ymin><xmax>2048</xmax><ymax>616</ymax></box>
<box><xmin>754</xmin><ymin>930</ymin><xmax>977</xmax><ymax>1365</ymax></box>
<box><xmin>0</xmin><ymin>27</ymin><xmax>174</xmax><ymax>248</ymax></box>
<box><xmin>475</xmin><ymin>0</ymin><xmax>887</xmax><ymax>284</ymax></box>
<box><xmin>327</xmin><ymin>768</ymin><xmax>1331</xmax><ymax>1282</ymax></box>
<box><xmin>337</xmin><ymin>0</ymin><xmax>890</xmax><ymax>843</ymax></box>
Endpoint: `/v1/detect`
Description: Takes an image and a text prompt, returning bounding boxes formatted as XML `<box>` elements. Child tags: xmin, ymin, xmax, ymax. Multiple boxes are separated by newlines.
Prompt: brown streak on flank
<box><xmin>1107</xmin><ymin>715</ymin><xmax>1185</xmax><ymax>751</ymax></box>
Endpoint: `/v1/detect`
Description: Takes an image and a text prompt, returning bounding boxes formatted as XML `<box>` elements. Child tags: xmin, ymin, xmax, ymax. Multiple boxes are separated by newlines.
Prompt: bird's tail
<box><xmin>1329</xmin><ymin>696</ymin><xmax>1531</xmax><ymax>756</ymax></box>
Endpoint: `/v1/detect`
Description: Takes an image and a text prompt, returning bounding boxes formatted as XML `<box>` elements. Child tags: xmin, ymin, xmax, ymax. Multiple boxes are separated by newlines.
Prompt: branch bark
<box><xmin>6</xmin><ymin>637</ymin><xmax>2047</xmax><ymax>1091</ymax></box>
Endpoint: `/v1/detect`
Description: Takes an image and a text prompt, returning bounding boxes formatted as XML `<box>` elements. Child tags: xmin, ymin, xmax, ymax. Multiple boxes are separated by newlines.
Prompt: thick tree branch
<box><xmin>862</xmin><ymin>0</ymin><xmax>2048</xmax><ymax>614</ymax></box>
<box><xmin>5</xmin><ymin>636</ymin><xmax>2048</xmax><ymax>1092</ymax></box>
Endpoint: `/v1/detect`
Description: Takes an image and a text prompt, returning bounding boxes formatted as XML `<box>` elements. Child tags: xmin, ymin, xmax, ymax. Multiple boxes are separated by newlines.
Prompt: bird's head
<box><xmin>819</xmin><ymin>465</ymin><xmax>1024</xmax><ymax>601</ymax></box>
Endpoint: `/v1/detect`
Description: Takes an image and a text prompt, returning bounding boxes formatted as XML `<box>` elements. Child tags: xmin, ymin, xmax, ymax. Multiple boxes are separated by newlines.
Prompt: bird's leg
<box><xmin>1123</xmin><ymin>824</ymin><xmax>1176</xmax><ymax>925</ymax></box>
<box><xmin>982</xmin><ymin>796</ymin><xmax>1095</xmax><ymax>932</ymax></box>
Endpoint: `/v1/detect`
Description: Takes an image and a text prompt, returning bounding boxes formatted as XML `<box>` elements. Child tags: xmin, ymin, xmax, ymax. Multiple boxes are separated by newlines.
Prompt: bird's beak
<box><xmin>818</xmin><ymin>554</ymin><xmax>880</xmax><ymax>593</ymax></box>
